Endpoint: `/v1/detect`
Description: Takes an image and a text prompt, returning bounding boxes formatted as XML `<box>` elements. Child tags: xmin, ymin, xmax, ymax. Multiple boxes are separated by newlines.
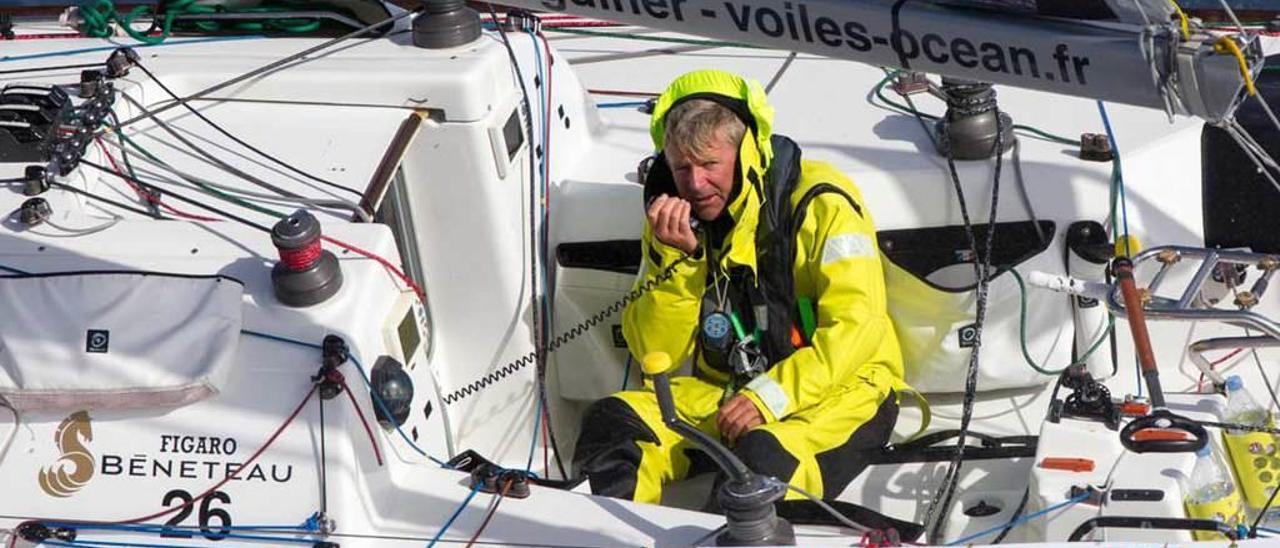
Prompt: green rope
<box><xmin>1009</xmin><ymin>268</ymin><xmax>1116</xmax><ymax>376</ymax></box>
<box><xmin>543</xmin><ymin>27</ymin><xmax>759</xmax><ymax>49</ymax></box>
<box><xmin>113</xmin><ymin>128</ymin><xmax>289</xmax><ymax>218</ymax></box>
<box><xmin>871</xmin><ymin>70</ymin><xmax>1083</xmax><ymax>147</ymax></box>
<box><xmin>79</xmin><ymin>0</ymin><xmax>320</xmax><ymax>44</ymax></box>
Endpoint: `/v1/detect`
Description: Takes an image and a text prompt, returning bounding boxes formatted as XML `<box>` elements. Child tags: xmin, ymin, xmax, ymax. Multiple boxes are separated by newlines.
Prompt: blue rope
<box><xmin>42</xmin><ymin>521</ymin><xmax>315</xmax><ymax>534</ymax></box>
<box><xmin>426</xmin><ymin>483</ymin><xmax>482</xmax><ymax>548</ymax></box>
<box><xmin>1</xmin><ymin>35</ymin><xmax>263</xmax><ymax>64</ymax></box>
<box><xmin>239</xmin><ymin>329</ymin><xmax>449</xmax><ymax>467</ymax></box>
<box><xmin>597</xmin><ymin>101</ymin><xmax>647</xmax><ymax>109</ymax></box>
<box><xmin>1096</xmin><ymin>101</ymin><xmax>1139</xmax><ymax>397</ymax></box>
<box><xmin>40</xmin><ymin>521</ymin><xmax>320</xmax><ymax>545</ymax></box>
<box><xmin>621</xmin><ymin>354</ymin><xmax>632</xmax><ymax>390</ymax></box>
<box><xmin>43</xmin><ymin>539</ymin><xmax>207</xmax><ymax>548</ymax></box>
<box><xmin>946</xmin><ymin>491</ymin><xmax>1090</xmax><ymax>545</ymax></box>
<box><xmin>524</xmin><ymin>28</ymin><xmax>552</xmax><ymax>477</ymax></box>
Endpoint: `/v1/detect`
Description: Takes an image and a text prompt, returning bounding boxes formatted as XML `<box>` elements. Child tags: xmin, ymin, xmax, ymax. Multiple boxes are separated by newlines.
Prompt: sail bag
<box><xmin>0</xmin><ymin>271</ymin><xmax>242</xmax><ymax>412</ymax></box>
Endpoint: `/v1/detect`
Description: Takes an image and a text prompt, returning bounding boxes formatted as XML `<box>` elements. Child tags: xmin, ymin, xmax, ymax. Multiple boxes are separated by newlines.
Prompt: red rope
<box><xmin>95</xmin><ymin>138</ymin><xmax>223</xmax><ymax>222</ymax></box>
<box><xmin>586</xmin><ymin>88</ymin><xmax>659</xmax><ymax>97</ymax></box>
<box><xmin>1198</xmin><ymin>348</ymin><xmax>1246</xmax><ymax>391</ymax></box>
<box><xmin>320</xmin><ymin>235</ymin><xmax>425</xmax><ymax>301</ymax></box>
<box><xmin>278</xmin><ymin>239</ymin><xmax>323</xmax><ymax>270</ymax></box>
<box><xmin>338</xmin><ymin>374</ymin><xmax>384</xmax><ymax>467</ymax></box>
<box><xmin>120</xmin><ymin>385</ymin><xmax>318</xmax><ymax>524</ymax></box>
<box><xmin>466</xmin><ymin>477</ymin><xmax>513</xmax><ymax>547</ymax></box>
<box><xmin>11</xmin><ymin>33</ymin><xmax>84</xmax><ymax>40</ymax></box>
<box><xmin>11</xmin><ymin>385</ymin><xmax>321</xmax><ymax>536</ymax></box>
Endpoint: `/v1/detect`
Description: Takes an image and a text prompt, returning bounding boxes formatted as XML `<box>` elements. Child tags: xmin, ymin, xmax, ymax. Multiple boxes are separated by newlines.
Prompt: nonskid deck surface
<box><xmin>0</xmin><ymin>7</ymin><xmax>1278</xmax><ymax>547</ymax></box>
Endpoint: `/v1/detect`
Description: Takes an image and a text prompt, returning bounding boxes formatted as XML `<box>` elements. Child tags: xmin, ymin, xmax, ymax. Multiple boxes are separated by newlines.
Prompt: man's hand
<box><xmin>647</xmin><ymin>194</ymin><xmax>698</xmax><ymax>255</ymax></box>
<box><xmin>717</xmin><ymin>394</ymin><xmax>764</xmax><ymax>444</ymax></box>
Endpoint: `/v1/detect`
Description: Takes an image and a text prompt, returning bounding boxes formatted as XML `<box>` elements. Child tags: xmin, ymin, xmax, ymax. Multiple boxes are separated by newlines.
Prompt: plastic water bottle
<box><xmin>1224</xmin><ymin>375</ymin><xmax>1271</xmax><ymax>433</ymax></box>
<box><xmin>1187</xmin><ymin>446</ymin><xmax>1238</xmax><ymax>505</ymax></box>
<box><xmin>1221</xmin><ymin>375</ymin><xmax>1280</xmax><ymax>510</ymax></box>
<box><xmin>1184</xmin><ymin>445</ymin><xmax>1245</xmax><ymax>540</ymax></box>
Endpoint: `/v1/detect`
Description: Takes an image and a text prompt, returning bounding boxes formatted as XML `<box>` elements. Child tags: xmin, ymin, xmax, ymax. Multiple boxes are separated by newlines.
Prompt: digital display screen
<box><xmin>397</xmin><ymin>309</ymin><xmax>421</xmax><ymax>361</ymax></box>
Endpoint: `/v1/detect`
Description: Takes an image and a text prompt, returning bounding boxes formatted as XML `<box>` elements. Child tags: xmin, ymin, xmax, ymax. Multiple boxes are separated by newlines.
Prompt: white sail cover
<box><xmin>0</xmin><ymin>271</ymin><xmax>243</xmax><ymax>412</ymax></box>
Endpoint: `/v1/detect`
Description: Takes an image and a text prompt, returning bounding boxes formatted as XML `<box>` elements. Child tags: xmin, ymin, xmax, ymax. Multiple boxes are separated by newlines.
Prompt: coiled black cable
<box><xmin>440</xmin><ymin>255</ymin><xmax>690</xmax><ymax>405</ymax></box>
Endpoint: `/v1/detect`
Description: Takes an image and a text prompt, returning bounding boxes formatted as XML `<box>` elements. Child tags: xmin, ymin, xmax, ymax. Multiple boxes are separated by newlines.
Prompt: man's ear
<box><xmin>641</xmin><ymin>151</ymin><xmax>679</xmax><ymax>207</ymax></box>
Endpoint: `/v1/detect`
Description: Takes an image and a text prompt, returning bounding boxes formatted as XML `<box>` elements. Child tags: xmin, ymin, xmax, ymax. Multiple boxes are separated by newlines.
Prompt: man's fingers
<box><xmin>719</xmin><ymin>397</ymin><xmax>752</xmax><ymax>441</ymax></box>
<box><xmin>664</xmin><ymin>199</ymin><xmax>686</xmax><ymax>237</ymax></box>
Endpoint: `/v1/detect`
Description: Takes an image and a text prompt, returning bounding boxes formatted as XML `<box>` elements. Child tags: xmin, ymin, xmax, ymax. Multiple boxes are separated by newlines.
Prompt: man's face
<box><xmin>666</xmin><ymin>134</ymin><xmax>738</xmax><ymax>221</ymax></box>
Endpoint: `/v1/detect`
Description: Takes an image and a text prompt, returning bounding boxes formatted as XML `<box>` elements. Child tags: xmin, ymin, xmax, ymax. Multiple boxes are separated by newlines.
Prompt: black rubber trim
<box><xmin>870</xmin><ymin>430</ymin><xmax>1038</xmax><ymax>464</ymax></box>
<box><xmin>557</xmin><ymin>240</ymin><xmax>642</xmax><ymax>275</ymax></box>
<box><xmin>1068</xmin><ymin>516</ymin><xmax>1234</xmax><ymax>542</ymax></box>
<box><xmin>878</xmin><ymin>220</ymin><xmax>1056</xmax><ymax>293</ymax></box>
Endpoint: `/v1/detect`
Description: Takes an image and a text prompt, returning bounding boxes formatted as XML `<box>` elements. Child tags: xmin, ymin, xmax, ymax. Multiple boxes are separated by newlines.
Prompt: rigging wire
<box><xmin>0</xmin><ymin>36</ymin><xmax>263</xmax><ymax>66</ymax></box>
<box><xmin>0</xmin><ymin>61</ymin><xmax>104</xmax><ymax>76</ymax></box>
<box><xmin>49</xmin><ymin>180</ymin><xmax>161</xmax><ymax>218</ymax></box>
<box><xmin>133</xmin><ymin>60</ymin><xmax>365</xmax><ymax>199</ymax></box>
<box><xmin>533</xmin><ymin>26</ymin><xmax>571</xmax><ymax>481</ymax></box>
<box><xmin>96</xmin><ymin>137</ymin><xmax>217</xmax><ymax>221</ymax></box>
<box><xmin>489</xmin><ymin>4</ymin><xmax>569</xmax><ymax>480</ymax></box>
<box><xmin>109</xmin><ymin>98</ymin><xmax>428</xmax><ymax>301</ymax></box>
<box><xmin>118</xmin><ymin>7</ymin><xmax>421</xmax><ymax>127</ymax></box>
<box><xmin>116</xmin><ymin>90</ymin><xmax>370</xmax><ymax>221</ymax></box>
<box><xmin>80</xmin><ymin>159</ymin><xmax>274</xmax><ymax>232</ymax></box>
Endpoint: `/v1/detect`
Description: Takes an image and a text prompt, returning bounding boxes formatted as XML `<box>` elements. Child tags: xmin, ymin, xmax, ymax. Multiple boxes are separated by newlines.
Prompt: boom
<box><xmin>500</xmin><ymin>0</ymin><xmax>1264</xmax><ymax>122</ymax></box>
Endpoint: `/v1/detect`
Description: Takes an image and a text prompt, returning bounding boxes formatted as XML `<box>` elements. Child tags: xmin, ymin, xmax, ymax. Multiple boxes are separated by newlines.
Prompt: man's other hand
<box><xmin>647</xmin><ymin>194</ymin><xmax>698</xmax><ymax>255</ymax></box>
<box><xmin>717</xmin><ymin>394</ymin><xmax>764</xmax><ymax>444</ymax></box>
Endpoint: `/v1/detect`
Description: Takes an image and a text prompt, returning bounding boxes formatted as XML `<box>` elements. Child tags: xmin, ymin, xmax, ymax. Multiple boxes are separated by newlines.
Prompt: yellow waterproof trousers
<box><xmin>573</xmin><ymin>364</ymin><xmax>899</xmax><ymax>504</ymax></box>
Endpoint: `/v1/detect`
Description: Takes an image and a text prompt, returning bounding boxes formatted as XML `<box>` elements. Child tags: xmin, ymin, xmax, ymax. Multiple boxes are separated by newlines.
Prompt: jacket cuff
<box><xmin>648</xmin><ymin>237</ymin><xmax>702</xmax><ymax>272</ymax></box>
<box><xmin>742</xmin><ymin>375</ymin><xmax>790</xmax><ymax>423</ymax></box>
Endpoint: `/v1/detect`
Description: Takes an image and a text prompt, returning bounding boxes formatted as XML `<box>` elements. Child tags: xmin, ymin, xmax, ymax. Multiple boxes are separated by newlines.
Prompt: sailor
<box><xmin>573</xmin><ymin>69</ymin><xmax>908</xmax><ymax>505</ymax></box>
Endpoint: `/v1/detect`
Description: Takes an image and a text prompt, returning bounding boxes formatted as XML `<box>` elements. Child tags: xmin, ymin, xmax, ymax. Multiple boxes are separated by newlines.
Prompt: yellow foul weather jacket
<box><xmin>622</xmin><ymin>70</ymin><xmax>905</xmax><ymax>423</ymax></box>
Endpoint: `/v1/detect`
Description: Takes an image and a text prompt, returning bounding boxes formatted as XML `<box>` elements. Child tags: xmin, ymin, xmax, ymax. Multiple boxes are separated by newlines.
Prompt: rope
<box><xmin>1214</xmin><ymin>36</ymin><xmax>1257</xmax><ymax>97</ymax></box>
<box><xmin>922</xmin><ymin>111</ymin><xmax>1005</xmax><ymax>542</ymax></box>
<box><xmin>870</xmin><ymin>71</ymin><xmax>1082</xmax><ymax>146</ymax></box>
<box><xmin>426</xmin><ymin>484</ymin><xmax>481</xmax><ymax>548</ymax></box>
<box><xmin>79</xmin><ymin>0</ymin><xmax>322</xmax><ymax>45</ymax></box>
<box><xmin>1009</xmin><ymin>268</ymin><xmax>1115</xmax><ymax>376</ymax></box>
<box><xmin>945</xmin><ymin>491</ymin><xmax>1090</xmax><ymax>545</ymax></box>
<box><xmin>466</xmin><ymin>477</ymin><xmax>514</xmax><ymax>547</ymax></box>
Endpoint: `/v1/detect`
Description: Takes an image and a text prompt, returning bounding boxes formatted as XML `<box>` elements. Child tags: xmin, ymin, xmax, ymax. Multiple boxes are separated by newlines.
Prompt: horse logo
<box><xmin>38</xmin><ymin>411</ymin><xmax>95</xmax><ymax>498</ymax></box>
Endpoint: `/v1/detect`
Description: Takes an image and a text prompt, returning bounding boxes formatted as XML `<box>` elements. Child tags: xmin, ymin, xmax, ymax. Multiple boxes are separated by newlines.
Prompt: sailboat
<box><xmin>1</xmin><ymin>0</ymin><xmax>1280</xmax><ymax>545</ymax></box>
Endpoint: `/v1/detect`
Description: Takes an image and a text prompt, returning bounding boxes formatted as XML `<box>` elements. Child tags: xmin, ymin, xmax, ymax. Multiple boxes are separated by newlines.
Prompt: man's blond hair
<box><xmin>662</xmin><ymin>99</ymin><xmax>746</xmax><ymax>160</ymax></box>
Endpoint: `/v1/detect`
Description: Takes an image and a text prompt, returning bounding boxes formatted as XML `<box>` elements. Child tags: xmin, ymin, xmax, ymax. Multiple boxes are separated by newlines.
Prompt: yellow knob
<box><xmin>1114</xmin><ymin>235</ymin><xmax>1142</xmax><ymax>259</ymax></box>
<box><xmin>641</xmin><ymin>352</ymin><xmax>674</xmax><ymax>376</ymax></box>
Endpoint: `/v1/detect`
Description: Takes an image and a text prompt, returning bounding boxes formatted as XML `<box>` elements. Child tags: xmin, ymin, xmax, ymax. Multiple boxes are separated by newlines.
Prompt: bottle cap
<box><xmin>1197</xmin><ymin>446</ymin><xmax>1211</xmax><ymax>457</ymax></box>
<box><xmin>1227</xmin><ymin>375</ymin><xmax>1244</xmax><ymax>392</ymax></box>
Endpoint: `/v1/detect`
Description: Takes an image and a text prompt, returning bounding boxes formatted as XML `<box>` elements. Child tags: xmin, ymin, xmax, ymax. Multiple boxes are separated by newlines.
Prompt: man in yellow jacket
<box><xmin>573</xmin><ymin>69</ymin><xmax>907</xmax><ymax>505</ymax></box>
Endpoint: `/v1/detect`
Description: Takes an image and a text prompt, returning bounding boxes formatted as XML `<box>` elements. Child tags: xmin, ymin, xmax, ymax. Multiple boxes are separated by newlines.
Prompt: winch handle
<box><xmin>642</xmin><ymin>353</ymin><xmax>753</xmax><ymax>480</ymax></box>
<box><xmin>1119</xmin><ymin>409</ymin><xmax>1209</xmax><ymax>454</ymax></box>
